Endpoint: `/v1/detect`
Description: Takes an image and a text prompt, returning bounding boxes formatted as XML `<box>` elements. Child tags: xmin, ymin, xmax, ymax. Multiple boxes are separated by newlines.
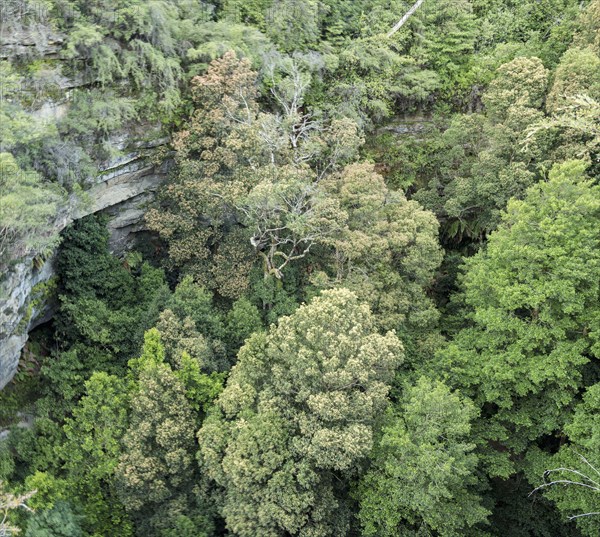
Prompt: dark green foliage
<box><xmin>487</xmin><ymin>477</ymin><xmax>582</xmax><ymax>537</ymax></box>
<box><xmin>55</xmin><ymin>214</ymin><xmax>168</xmax><ymax>361</ymax></box>
<box><xmin>25</xmin><ymin>502</ymin><xmax>84</xmax><ymax>537</ymax></box>
<box><xmin>527</xmin><ymin>383</ymin><xmax>600</xmax><ymax>536</ymax></box>
<box><xmin>56</xmin><ymin>214</ymin><xmax>130</xmax><ymax>299</ymax></box>
<box><xmin>4</xmin><ymin>418</ymin><xmax>66</xmax><ymax>480</ymax></box>
<box><xmin>413</xmin><ymin>56</ymin><xmax>550</xmax><ymax>244</ymax></box>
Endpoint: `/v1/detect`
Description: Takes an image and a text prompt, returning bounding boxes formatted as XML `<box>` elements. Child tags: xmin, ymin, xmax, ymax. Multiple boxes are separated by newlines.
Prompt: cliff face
<box><xmin>0</xmin><ymin>29</ymin><xmax>171</xmax><ymax>389</ymax></box>
<box><xmin>0</xmin><ymin>148</ymin><xmax>169</xmax><ymax>389</ymax></box>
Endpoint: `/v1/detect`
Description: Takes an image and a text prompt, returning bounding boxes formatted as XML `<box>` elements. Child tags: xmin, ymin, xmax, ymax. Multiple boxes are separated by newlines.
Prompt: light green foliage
<box><xmin>1</xmin><ymin>0</ymin><xmax>216</xmax><ymax>190</ymax></box>
<box><xmin>199</xmin><ymin>288</ymin><xmax>403</xmax><ymax>536</ymax></box>
<box><xmin>174</xmin><ymin>353</ymin><xmax>225</xmax><ymax>416</ymax></box>
<box><xmin>0</xmin><ymin>62</ymin><xmax>58</xmax><ymax>151</ymax></box>
<box><xmin>482</xmin><ymin>56</ymin><xmax>549</xmax><ymax>116</ymax></box>
<box><xmin>116</xmin><ymin>358</ymin><xmax>199</xmax><ymax>536</ymax></box>
<box><xmin>416</xmin><ymin>0</ymin><xmax>477</xmax><ymax>95</ymax></box>
<box><xmin>132</xmin><ymin>328</ymin><xmax>165</xmax><ymax>370</ymax></box>
<box><xmin>319</xmin><ymin>162</ymin><xmax>442</xmax><ymax>351</ymax></box>
<box><xmin>546</xmin><ymin>47</ymin><xmax>600</xmax><ymax>113</ymax></box>
<box><xmin>224</xmin><ymin>297</ymin><xmax>263</xmax><ymax>352</ymax></box>
<box><xmin>155</xmin><ymin>276</ymin><xmax>229</xmax><ymax>370</ymax></box>
<box><xmin>61</xmin><ymin>372</ymin><xmax>129</xmax><ymax>484</ymax></box>
<box><xmin>58</xmin><ymin>0</ymin><xmax>194</xmax><ymax>118</ymax></box>
<box><xmin>333</xmin><ymin>37</ymin><xmax>439</xmax><ymax>121</ymax></box>
<box><xmin>3</xmin><ymin>0</ymin><xmax>599</xmax><ymax>534</ymax></box>
<box><xmin>472</xmin><ymin>0</ymin><xmax>581</xmax><ymax>66</ymax></box>
<box><xmin>358</xmin><ymin>377</ymin><xmax>488</xmax><ymax>536</ymax></box>
<box><xmin>23</xmin><ymin>472</ymin><xmax>68</xmax><ymax>510</ymax></box>
<box><xmin>186</xmin><ymin>21</ymin><xmax>276</xmax><ymax>71</ymax></box>
<box><xmin>39</xmin><ymin>373</ymin><xmax>132</xmax><ymax>536</ymax></box>
<box><xmin>220</xmin><ymin>0</ymin><xmax>272</xmax><ymax>28</ymax></box>
<box><xmin>58</xmin><ymin>90</ymin><xmax>137</xmax><ymax>139</ymax></box>
<box><xmin>525</xmin><ymin>94</ymin><xmax>600</xmax><ymax>164</ymax></box>
<box><xmin>438</xmin><ymin>160</ymin><xmax>600</xmax><ymax>473</ymax></box>
<box><xmin>575</xmin><ymin>0</ymin><xmax>600</xmax><ymax>52</ymax></box>
<box><xmin>0</xmin><ymin>153</ymin><xmax>65</xmax><ymax>267</ymax></box>
<box><xmin>320</xmin><ymin>0</ymin><xmax>476</xmax><ymax>119</ymax></box>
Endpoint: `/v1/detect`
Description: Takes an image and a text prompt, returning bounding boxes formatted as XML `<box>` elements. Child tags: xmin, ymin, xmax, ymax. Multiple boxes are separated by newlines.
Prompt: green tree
<box><xmin>357</xmin><ymin>377</ymin><xmax>488</xmax><ymax>536</ymax></box>
<box><xmin>25</xmin><ymin>502</ymin><xmax>83</xmax><ymax>537</ymax></box>
<box><xmin>264</xmin><ymin>0</ymin><xmax>324</xmax><ymax>52</ymax></box>
<box><xmin>155</xmin><ymin>276</ymin><xmax>228</xmax><ymax>371</ymax></box>
<box><xmin>529</xmin><ymin>382</ymin><xmax>600</xmax><ymax>536</ymax></box>
<box><xmin>199</xmin><ymin>288</ymin><xmax>403</xmax><ymax>537</ymax></box>
<box><xmin>55</xmin><ymin>215</ymin><xmax>167</xmax><ymax>361</ymax></box>
<box><xmin>546</xmin><ymin>47</ymin><xmax>600</xmax><ymax>113</ymax></box>
<box><xmin>482</xmin><ymin>56</ymin><xmax>548</xmax><ymax>117</ymax></box>
<box><xmin>574</xmin><ymin>0</ymin><xmax>600</xmax><ymax>52</ymax></box>
<box><xmin>319</xmin><ymin>162</ymin><xmax>442</xmax><ymax>356</ymax></box>
<box><xmin>438</xmin><ymin>160</ymin><xmax>600</xmax><ymax>475</ymax></box>
<box><xmin>59</xmin><ymin>372</ymin><xmax>131</xmax><ymax>536</ymax></box>
<box><xmin>116</xmin><ymin>351</ymin><xmax>201</xmax><ymax>536</ymax></box>
<box><xmin>224</xmin><ymin>297</ymin><xmax>263</xmax><ymax>353</ymax></box>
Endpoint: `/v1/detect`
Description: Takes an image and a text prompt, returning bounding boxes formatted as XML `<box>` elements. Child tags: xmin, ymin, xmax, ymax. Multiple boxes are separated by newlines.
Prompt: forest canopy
<box><xmin>1</xmin><ymin>0</ymin><xmax>600</xmax><ymax>536</ymax></box>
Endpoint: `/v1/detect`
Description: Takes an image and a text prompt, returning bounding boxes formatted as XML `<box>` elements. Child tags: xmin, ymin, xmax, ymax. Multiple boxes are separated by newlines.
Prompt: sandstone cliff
<box><xmin>0</xmin><ymin>28</ymin><xmax>171</xmax><ymax>388</ymax></box>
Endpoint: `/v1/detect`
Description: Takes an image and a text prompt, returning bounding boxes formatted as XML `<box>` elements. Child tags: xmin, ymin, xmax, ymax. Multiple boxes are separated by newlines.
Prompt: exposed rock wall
<box><xmin>0</xmin><ymin>27</ymin><xmax>173</xmax><ymax>389</ymax></box>
<box><xmin>0</xmin><ymin>257</ymin><xmax>57</xmax><ymax>388</ymax></box>
<box><xmin>0</xmin><ymin>149</ymin><xmax>169</xmax><ymax>389</ymax></box>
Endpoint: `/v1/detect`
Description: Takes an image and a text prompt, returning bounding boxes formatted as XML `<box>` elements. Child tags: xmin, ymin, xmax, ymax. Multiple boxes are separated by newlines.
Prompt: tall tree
<box><xmin>357</xmin><ymin>377</ymin><xmax>488</xmax><ymax>536</ymax></box>
<box><xmin>437</xmin><ymin>160</ymin><xmax>600</xmax><ymax>476</ymax></box>
<box><xmin>60</xmin><ymin>372</ymin><xmax>132</xmax><ymax>536</ymax></box>
<box><xmin>146</xmin><ymin>50</ymin><xmax>262</xmax><ymax>295</ymax></box>
<box><xmin>116</xmin><ymin>334</ymin><xmax>205</xmax><ymax>536</ymax></box>
<box><xmin>198</xmin><ymin>288</ymin><xmax>403</xmax><ymax>536</ymax></box>
<box><xmin>319</xmin><ymin>162</ymin><xmax>442</xmax><ymax>357</ymax></box>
